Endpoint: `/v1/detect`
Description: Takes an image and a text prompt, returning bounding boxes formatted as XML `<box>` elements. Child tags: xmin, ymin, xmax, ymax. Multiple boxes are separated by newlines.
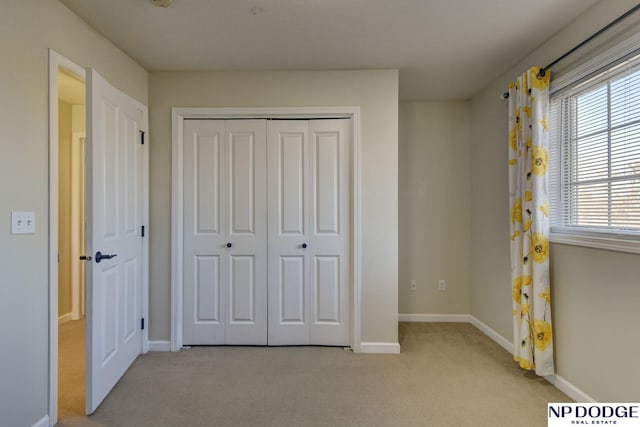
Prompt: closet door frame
<box><xmin>171</xmin><ymin>107</ymin><xmax>362</xmax><ymax>352</ymax></box>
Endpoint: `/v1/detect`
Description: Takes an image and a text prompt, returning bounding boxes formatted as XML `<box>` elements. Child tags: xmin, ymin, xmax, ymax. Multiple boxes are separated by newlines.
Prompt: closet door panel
<box><xmin>309</xmin><ymin>120</ymin><xmax>350</xmax><ymax>346</ymax></box>
<box><xmin>224</xmin><ymin>120</ymin><xmax>267</xmax><ymax>345</ymax></box>
<box><xmin>183</xmin><ymin>120</ymin><xmax>227</xmax><ymax>344</ymax></box>
<box><xmin>183</xmin><ymin>119</ymin><xmax>267</xmax><ymax>345</ymax></box>
<box><xmin>267</xmin><ymin>121</ymin><xmax>310</xmax><ymax>345</ymax></box>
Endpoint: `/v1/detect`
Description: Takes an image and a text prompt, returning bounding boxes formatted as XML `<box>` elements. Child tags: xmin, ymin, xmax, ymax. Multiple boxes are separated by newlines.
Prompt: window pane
<box><xmin>575</xmin><ymin>84</ymin><xmax>608</xmax><ymax>138</ymax></box>
<box><xmin>611</xmin><ymin>179</ymin><xmax>640</xmax><ymax>229</ymax></box>
<box><xmin>571</xmin><ymin>182</ymin><xmax>609</xmax><ymax>227</ymax></box>
<box><xmin>611</xmin><ymin>68</ymin><xmax>640</xmax><ymax>128</ymax></box>
<box><xmin>573</xmin><ymin>131</ymin><xmax>608</xmax><ymax>182</ymax></box>
<box><xmin>611</xmin><ymin>123</ymin><xmax>640</xmax><ymax>178</ymax></box>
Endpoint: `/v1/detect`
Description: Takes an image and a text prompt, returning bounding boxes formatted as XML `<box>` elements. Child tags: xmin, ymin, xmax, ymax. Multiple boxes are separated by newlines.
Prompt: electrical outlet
<box><xmin>410</xmin><ymin>279</ymin><xmax>417</xmax><ymax>291</ymax></box>
<box><xmin>11</xmin><ymin>211</ymin><xmax>35</xmax><ymax>234</ymax></box>
<box><xmin>438</xmin><ymin>279</ymin><xmax>446</xmax><ymax>291</ymax></box>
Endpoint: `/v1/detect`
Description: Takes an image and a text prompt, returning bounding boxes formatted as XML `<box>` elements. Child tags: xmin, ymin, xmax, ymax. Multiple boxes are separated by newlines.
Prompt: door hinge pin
<box><xmin>141</xmin><ymin>318</ymin><xmax>145</xmax><ymax>330</ymax></box>
<box><xmin>141</xmin><ymin>225</ymin><xmax>145</xmax><ymax>237</ymax></box>
<box><xmin>140</xmin><ymin>130</ymin><xmax>145</xmax><ymax>145</ymax></box>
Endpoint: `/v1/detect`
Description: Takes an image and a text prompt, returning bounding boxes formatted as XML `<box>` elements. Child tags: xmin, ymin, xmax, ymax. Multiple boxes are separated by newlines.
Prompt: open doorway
<box><xmin>57</xmin><ymin>67</ymin><xmax>86</xmax><ymax>420</ymax></box>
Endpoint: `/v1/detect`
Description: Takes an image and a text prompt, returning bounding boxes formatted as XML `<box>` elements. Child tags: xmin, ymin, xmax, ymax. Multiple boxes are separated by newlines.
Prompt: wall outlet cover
<box><xmin>11</xmin><ymin>211</ymin><xmax>35</xmax><ymax>234</ymax></box>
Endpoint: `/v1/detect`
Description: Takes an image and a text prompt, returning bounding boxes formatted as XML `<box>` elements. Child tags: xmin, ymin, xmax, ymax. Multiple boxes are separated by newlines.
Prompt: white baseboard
<box><xmin>468</xmin><ymin>315</ymin><xmax>514</xmax><ymax>354</ymax></box>
<box><xmin>399</xmin><ymin>313</ymin><xmax>471</xmax><ymax>323</ymax></box>
<box><xmin>32</xmin><ymin>415</ymin><xmax>48</xmax><ymax>427</ymax></box>
<box><xmin>148</xmin><ymin>340</ymin><xmax>171</xmax><ymax>352</ymax></box>
<box><xmin>58</xmin><ymin>313</ymin><xmax>73</xmax><ymax>324</ymax></box>
<box><xmin>360</xmin><ymin>342</ymin><xmax>401</xmax><ymax>354</ymax></box>
<box><xmin>545</xmin><ymin>374</ymin><xmax>596</xmax><ymax>403</ymax></box>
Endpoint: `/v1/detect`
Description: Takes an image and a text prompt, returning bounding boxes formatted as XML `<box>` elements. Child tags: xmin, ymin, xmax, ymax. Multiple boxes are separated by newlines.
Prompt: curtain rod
<box><xmin>501</xmin><ymin>3</ymin><xmax>640</xmax><ymax>100</ymax></box>
<box><xmin>538</xmin><ymin>3</ymin><xmax>640</xmax><ymax>77</ymax></box>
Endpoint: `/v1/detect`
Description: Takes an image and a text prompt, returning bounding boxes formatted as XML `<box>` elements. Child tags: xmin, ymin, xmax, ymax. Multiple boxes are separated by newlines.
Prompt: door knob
<box><xmin>301</xmin><ymin>243</ymin><xmax>307</xmax><ymax>249</ymax></box>
<box><xmin>95</xmin><ymin>251</ymin><xmax>117</xmax><ymax>263</ymax></box>
<box><xmin>226</xmin><ymin>243</ymin><xmax>232</xmax><ymax>248</ymax></box>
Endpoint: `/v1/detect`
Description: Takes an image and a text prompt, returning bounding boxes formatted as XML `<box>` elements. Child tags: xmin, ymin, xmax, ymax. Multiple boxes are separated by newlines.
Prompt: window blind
<box><xmin>549</xmin><ymin>53</ymin><xmax>640</xmax><ymax>236</ymax></box>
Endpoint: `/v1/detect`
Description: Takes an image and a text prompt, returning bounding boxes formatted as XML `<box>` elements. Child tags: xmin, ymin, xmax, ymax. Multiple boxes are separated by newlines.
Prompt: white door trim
<box><xmin>47</xmin><ymin>49</ymin><xmax>150</xmax><ymax>426</ymax></box>
<box><xmin>171</xmin><ymin>107</ymin><xmax>362</xmax><ymax>352</ymax></box>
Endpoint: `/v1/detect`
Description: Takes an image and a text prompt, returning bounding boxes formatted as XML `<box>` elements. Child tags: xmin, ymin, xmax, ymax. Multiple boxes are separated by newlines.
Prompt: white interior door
<box><xmin>308</xmin><ymin>119</ymin><xmax>350</xmax><ymax>345</ymax></box>
<box><xmin>86</xmin><ymin>69</ymin><xmax>145</xmax><ymax>414</ymax></box>
<box><xmin>267</xmin><ymin>121</ymin><xmax>311</xmax><ymax>345</ymax></box>
<box><xmin>182</xmin><ymin>120</ymin><xmax>267</xmax><ymax>345</ymax></box>
<box><xmin>268</xmin><ymin>120</ymin><xmax>350</xmax><ymax>346</ymax></box>
<box><xmin>182</xmin><ymin>120</ymin><xmax>226</xmax><ymax>344</ymax></box>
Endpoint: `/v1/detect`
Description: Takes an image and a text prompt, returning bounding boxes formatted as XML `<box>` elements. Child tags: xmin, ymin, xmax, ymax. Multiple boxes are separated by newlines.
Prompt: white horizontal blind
<box><xmin>550</xmin><ymin>54</ymin><xmax>640</xmax><ymax>235</ymax></box>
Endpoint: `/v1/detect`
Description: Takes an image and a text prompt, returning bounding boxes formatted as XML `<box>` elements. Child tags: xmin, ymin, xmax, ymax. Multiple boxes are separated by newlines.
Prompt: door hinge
<box><xmin>140</xmin><ymin>130</ymin><xmax>145</xmax><ymax>145</ymax></box>
<box><xmin>141</xmin><ymin>318</ymin><xmax>145</xmax><ymax>330</ymax></box>
<box><xmin>141</xmin><ymin>225</ymin><xmax>145</xmax><ymax>237</ymax></box>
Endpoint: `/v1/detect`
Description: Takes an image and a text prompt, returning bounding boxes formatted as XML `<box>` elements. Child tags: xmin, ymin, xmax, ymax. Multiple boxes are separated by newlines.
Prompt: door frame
<box><xmin>170</xmin><ymin>107</ymin><xmax>362</xmax><ymax>352</ymax></box>
<box><xmin>48</xmin><ymin>49</ymin><xmax>150</xmax><ymax>426</ymax></box>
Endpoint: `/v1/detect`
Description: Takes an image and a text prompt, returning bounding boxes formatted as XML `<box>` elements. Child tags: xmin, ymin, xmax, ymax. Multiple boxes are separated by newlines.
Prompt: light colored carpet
<box><xmin>58</xmin><ymin>318</ymin><xmax>86</xmax><ymax>419</ymax></box>
<box><xmin>56</xmin><ymin>323</ymin><xmax>570</xmax><ymax>426</ymax></box>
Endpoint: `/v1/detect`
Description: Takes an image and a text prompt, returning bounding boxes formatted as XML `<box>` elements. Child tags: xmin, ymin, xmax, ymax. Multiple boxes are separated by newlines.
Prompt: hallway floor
<box><xmin>58</xmin><ymin>318</ymin><xmax>85</xmax><ymax>419</ymax></box>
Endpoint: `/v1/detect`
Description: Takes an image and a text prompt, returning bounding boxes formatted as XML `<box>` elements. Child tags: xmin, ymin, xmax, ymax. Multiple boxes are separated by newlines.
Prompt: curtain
<box><xmin>508</xmin><ymin>67</ymin><xmax>554</xmax><ymax>376</ymax></box>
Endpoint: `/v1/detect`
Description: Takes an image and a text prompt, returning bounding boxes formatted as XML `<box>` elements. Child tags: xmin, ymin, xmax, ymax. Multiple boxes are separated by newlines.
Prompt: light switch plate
<box><xmin>11</xmin><ymin>211</ymin><xmax>35</xmax><ymax>234</ymax></box>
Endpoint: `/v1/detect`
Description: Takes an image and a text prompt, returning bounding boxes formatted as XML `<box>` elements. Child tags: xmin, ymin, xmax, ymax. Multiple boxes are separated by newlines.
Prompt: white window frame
<box><xmin>549</xmin><ymin>31</ymin><xmax>640</xmax><ymax>255</ymax></box>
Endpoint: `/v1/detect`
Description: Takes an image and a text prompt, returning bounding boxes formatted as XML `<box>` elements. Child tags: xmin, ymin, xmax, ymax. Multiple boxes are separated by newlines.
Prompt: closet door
<box><xmin>183</xmin><ymin>120</ymin><xmax>227</xmax><ymax>344</ymax></box>
<box><xmin>267</xmin><ymin>120</ymin><xmax>350</xmax><ymax>346</ymax></box>
<box><xmin>183</xmin><ymin>120</ymin><xmax>267</xmax><ymax>345</ymax></box>
<box><xmin>267</xmin><ymin>121</ymin><xmax>310</xmax><ymax>345</ymax></box>
<box><xmin>308</xmin><ymin>119</ymin><xmax>350</xmax><ymax>346</ymax></box>
<box><xmin>224</xmin><ymin>120</ymin><xmax>267</xmax><ymax>344</ymax></box>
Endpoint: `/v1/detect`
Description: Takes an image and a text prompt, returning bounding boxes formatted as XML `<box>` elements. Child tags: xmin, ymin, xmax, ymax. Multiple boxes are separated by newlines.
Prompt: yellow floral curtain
<box><xmin>508</xmin><ymin>67</ymin><xmax>554</xmax><ymax>376</ymax></box>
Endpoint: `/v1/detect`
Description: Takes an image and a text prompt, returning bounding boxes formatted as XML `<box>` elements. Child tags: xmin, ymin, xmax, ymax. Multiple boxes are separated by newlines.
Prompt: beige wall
<box><xmin>398</xmin><ymin>102</ymin><xmax>471</xmax><ymax>315</ymax></box>
<box><xmin>148</xmin><ymin>70</ymin><xmax>399</xmax><ymax>345</ymax></box>
<box><xmin>0</xmin><ymin>1</ymin><xmax>147</xmax><ymax>425</ymax></box>
<box><xmin>470</xmin><ymin>0</ymin><xmax>640</xmax><ymax>401</ymax></box>
<box><xmin>58</xmin><ymin>100</ymin><xmax>73</xmax><ymax>317</ymax></box>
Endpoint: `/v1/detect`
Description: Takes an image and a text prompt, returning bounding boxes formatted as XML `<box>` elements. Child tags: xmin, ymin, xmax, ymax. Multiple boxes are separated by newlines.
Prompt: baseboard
<box><xmin>148</xmin><ymin>340</ymin><xmax>171</xmax><ymax>352</ymax></box>
<box><xmin>468</xmin><ymin>315</ymin><xmax>514</xmax><ymax>354</ymax></box>
<box><xmin>544</xmin><ymin>374</ymin><xmax>596</xmax><ymax>403</ymax></box>
<box><xmin>32</xmin><ymin>415</ymin><xmax>48</xmax><ymax>427</ymax></box>
<box><xmin>465</xmin><ymin>315</ymin><xmax>593</xmax><ymax>403</ymax></box>
<box><xmin>399</xmin><ymin>313</ymin><xmax>471</xmax><ymax>322</ymax></box>
<box><xmin>360</xmin><ymin>342</ymin><xmax>401</xmax><ymax>354</ymax></box>
<box><xmin>58</xmin><ymin>312</ymin><xmax>73</xmax><ymax>324</ymax></box>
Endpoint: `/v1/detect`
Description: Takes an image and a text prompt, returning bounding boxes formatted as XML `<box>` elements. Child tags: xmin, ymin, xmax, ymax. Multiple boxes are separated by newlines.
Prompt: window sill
<box><xmin>550</xmin><ymin>229</ymin><xmax>640</xmax><ymax>255</ymax></box>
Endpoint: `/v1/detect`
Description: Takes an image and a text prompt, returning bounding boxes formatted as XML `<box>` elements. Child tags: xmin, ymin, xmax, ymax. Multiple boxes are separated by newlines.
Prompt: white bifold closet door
<box><xmin>267</xmin><ymin>119</ymin><xmax>350</xmax><ymax>346</ymax></box>
<box><xmin>182</xmin><ymin>118</ymin><xmax>349</xmax><ymax>346</ymax></box>
<box><xmin>182</xmin><ymin>119</ymin><xmax>268</xmax><ymax>345</ymax></box>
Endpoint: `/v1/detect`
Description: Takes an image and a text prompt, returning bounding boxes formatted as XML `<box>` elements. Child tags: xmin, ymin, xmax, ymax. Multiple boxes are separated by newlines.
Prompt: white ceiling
<box><xmin>60</xmin><ymin>0</ymin><xmax>600</xmax><ymax>100</ymax></box>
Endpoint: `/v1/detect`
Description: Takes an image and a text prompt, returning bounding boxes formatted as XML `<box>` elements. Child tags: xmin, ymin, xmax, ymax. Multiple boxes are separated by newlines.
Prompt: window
<box><xmin>549</xmin><ymin>52</ymin><xmax>640</xmax><ymax>253</ymax></box>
